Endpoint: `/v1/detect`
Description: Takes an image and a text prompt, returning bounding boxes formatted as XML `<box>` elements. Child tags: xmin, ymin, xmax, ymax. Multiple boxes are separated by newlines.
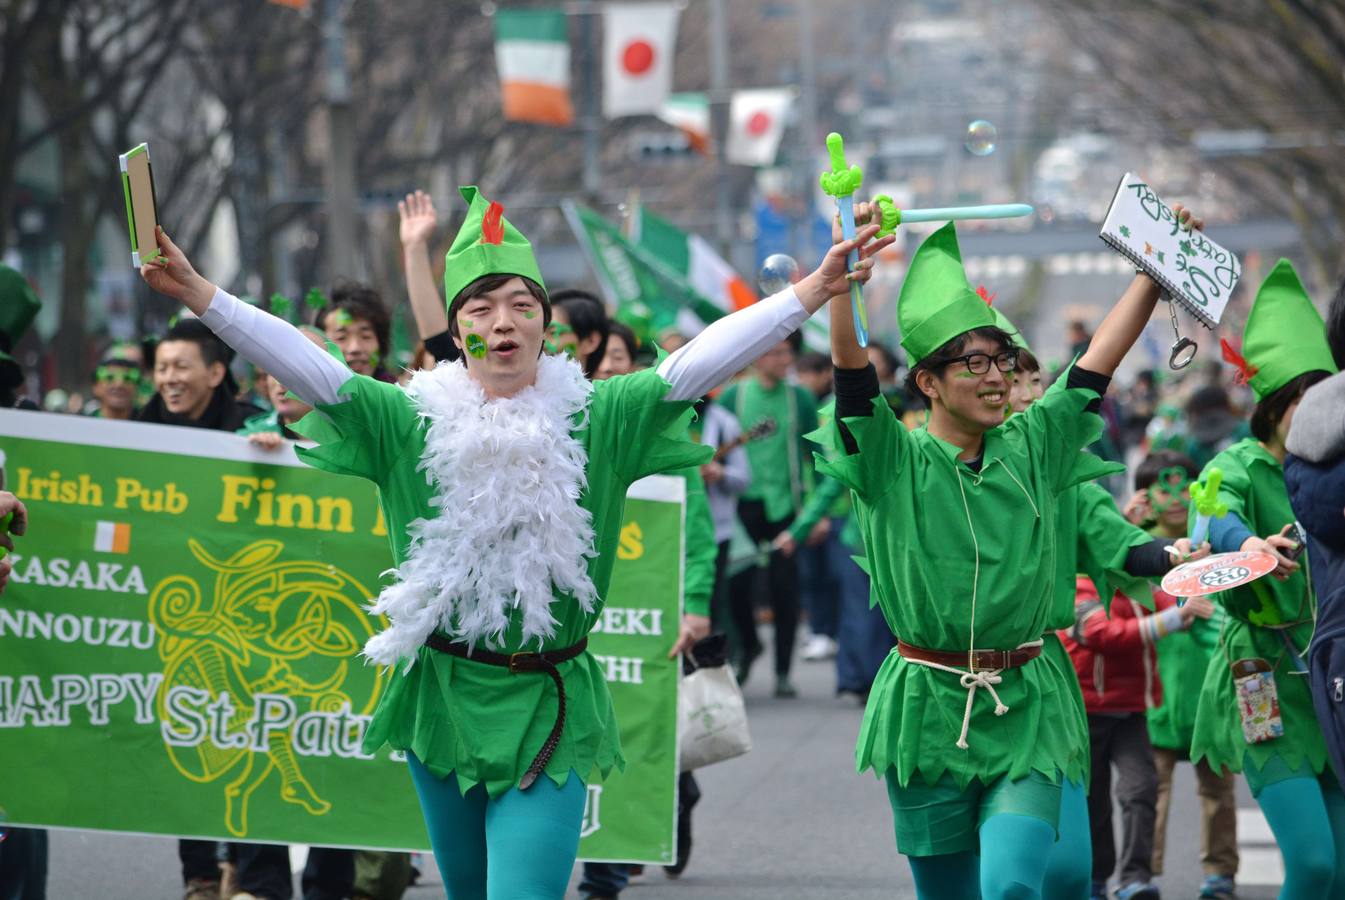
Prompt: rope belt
<box><xmin>896</xmin><ymin>639</ymin><xmax>1044</xmax><ymax>750</ymax></box>
<box><xmin>425</xmin><ymin>634</ymin><xmax>588</xmax><ymax>790</ymax></box>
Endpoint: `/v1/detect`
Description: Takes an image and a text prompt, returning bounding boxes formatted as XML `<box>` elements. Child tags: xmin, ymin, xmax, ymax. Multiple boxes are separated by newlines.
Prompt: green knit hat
<box><xmin>442</xmin><ymin>186</ymin><xmax>547</xmax><ymax>312</ymax></box>
<box><xmin>1224</xmin><ymin>259</ymin><xmax>1337</xmax><ymax>400</ymax></box>
<box><xmin>0</xmin><ymin>264</ymin><xmax>40</xmax><ymax>389</ymax></box>
<box><xmin>898</xmin><ymin>223</ymin><xmax>996</xmax><ymax>364</ymax></box>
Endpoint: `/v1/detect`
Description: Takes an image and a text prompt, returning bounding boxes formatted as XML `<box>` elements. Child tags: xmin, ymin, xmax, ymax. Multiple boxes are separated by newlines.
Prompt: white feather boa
<box><xmin>362</xmin><ymin>354</ymin><xmax>599</xmax><ymax>666</ymax></box>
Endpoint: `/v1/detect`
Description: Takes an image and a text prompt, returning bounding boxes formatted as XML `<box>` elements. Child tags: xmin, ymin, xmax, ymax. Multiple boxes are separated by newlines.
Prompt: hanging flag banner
<box><xmin>494</xmin><ymin>7</ymin><xmax>575</xmax><ymax>126</ymax></box>
<box><xmin>727</xmin><ymin>88</ymin><xmax>794</xmax><ymax>167</ymax></box>
<box><xmin>0</xmin><ymin>412</ymin><xmax>683</xmax><ymax>863</ymax></box>
<box><xmin>657</xmin><ymin>93</ymin><xmax>711</xmax><ymax>155</ymax></box>
<box><xmin>633</xmin><ymin>206</ymin><xmax>756</xmax><ymax>314</ymax></box>
<box><xmin>563</xmin><ymin>201</ymin><xmax>726</xmax><ymax>342</ymax></box>
<box><xmin>603</xmin><ymin>2</ymin><xmax>680</xmax><ymax>118</ymax></box>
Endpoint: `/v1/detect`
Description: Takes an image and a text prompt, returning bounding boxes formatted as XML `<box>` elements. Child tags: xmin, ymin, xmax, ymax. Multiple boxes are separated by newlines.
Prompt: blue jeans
<box><xmin>797</xmin><ymin>526</ymin><xmax>841</xmax><ymax>638</ymax></box>
<box><xmin>832</xmin><ymin>537</ymin><xmax>892</xmax><ymax>693</ymax></box>
<box><xmin>578</xmin><ymin>862</ymin><xmax>630</xmax><ymax>895</ymax></box>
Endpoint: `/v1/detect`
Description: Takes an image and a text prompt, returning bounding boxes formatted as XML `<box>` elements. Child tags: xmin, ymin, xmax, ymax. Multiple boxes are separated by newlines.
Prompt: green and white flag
<box><xmin>0</xmin><ymin>411</ymin><xmax>684</xmax><ymax>863</ymax></box>
<box><xmin>632</xmin><ymin>206</ymin><xmax>756</xmax><ymax>315</ymax></box>
<box><xmin>562</xmin><ymin>201</ymin><xmax>725</xmax><ymax>342</ymax></box>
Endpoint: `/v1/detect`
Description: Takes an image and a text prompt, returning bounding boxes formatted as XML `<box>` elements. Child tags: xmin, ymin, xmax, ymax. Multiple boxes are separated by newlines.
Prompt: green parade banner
<box><xmin>0</xmin><ymin>410</ymin><xmax>683</xmax><ymax>863</ymax></box>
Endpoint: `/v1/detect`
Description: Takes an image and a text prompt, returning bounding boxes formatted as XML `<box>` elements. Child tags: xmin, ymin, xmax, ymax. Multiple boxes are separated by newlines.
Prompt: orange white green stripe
<box><xmin>493</xmin><ymin>9</ymin><xmax>574</xmax><ymax>127</ymax></box>
<box><xmin>633</xmin><ymin>207</ymin><xmax>756</xmax><ymax>314</ymax></box>
<box><xmin>93</xmin><ymin>521</ymin><xmax>132</xmax><ymax>554</ymax></box>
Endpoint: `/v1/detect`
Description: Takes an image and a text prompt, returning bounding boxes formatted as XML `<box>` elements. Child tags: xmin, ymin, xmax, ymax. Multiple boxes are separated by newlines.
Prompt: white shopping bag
<box><xmin>679</xmin><ymin>660</ymin><xmax>752</xmax><ymax>771</ymax></box>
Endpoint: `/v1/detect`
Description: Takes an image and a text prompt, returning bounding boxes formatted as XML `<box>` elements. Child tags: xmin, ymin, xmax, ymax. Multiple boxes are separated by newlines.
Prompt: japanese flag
<box><xmin>727</xmin><ymin>88</ymin><xmax>795</xmax><ymax>167</ymax></box>
<box><xmin>603</xmin><ymin>3</ymin><xmax>680</xmax><ymax>119</ymax></box>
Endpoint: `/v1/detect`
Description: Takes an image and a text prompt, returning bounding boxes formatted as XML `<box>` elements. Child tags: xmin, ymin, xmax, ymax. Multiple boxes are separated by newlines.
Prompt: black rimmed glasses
<box><xmin>942</xmin><ymin>349</ymin><xmax>1019</xmax><ymax>376</ymax></box>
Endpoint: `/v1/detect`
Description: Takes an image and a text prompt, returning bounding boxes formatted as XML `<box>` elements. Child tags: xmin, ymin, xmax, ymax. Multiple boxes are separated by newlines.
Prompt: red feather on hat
<box><xmin>1220</xmin><ymin>338</ymin><xmax>1258</xmax><ymax>385</ymax></box>
<box><xmin>481</xmin><ymin>201</ymin><xmax>505</xmax><ymax>245</ymax></box>
<box><xmin>976</xmin><ymin>285</ymin><xmax>997</xmax><ymax>305</ymax></box>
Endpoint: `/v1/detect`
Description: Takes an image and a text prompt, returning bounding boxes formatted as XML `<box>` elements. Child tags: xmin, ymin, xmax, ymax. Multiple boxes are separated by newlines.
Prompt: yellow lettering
<box><xmin>370</xmin><ymin>504</ymin><xmax>387</xmax><ymax>537</ymax></box>
<box><xmin>617</xmin><ymin>521</ymin><xmax>644</xmax><ymax>560</ymax></box>
<box><xmin>256</xmin><ymin>478</ymin><xmax>276</xmax><ymax>526</ymax></box>
<box><xmin>276</xmin><ymin>493</ymin><xmax>315</xmax><ymax>529</ymax></box>
<box><xmin>316</xmin><ymin>497</ymin><xmax>354</xmax><ymax>534</ymax></box>
<box><xmin>164</xmin><ymin>484</ymin><xmax>188</xmax><ymax>515</ymax></box>
<box><xmin>78</xmin><ymin>474</ymin><xmax>103</xmax><ymax>507</ymax></box>
<box><xmin>113</xmin><ymin>477</ymin><xmax>140</xmax><ymax>509</ymax></box>
<box><xmin>216</xmin><ymin>476</ymin><xmax>259</xmax><ymax>523</ymax></box>
<box><xmin>14</xmin><ymin>467</ymin><xmax>32</xmax><ymax>500</ymax></box>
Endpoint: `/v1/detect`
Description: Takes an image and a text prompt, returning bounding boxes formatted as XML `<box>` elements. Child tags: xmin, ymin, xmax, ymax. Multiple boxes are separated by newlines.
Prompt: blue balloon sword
<box><xmin>876</xmin><ymin>200</ymin><xmax>1036</xmax><ymax>227</ymax></box>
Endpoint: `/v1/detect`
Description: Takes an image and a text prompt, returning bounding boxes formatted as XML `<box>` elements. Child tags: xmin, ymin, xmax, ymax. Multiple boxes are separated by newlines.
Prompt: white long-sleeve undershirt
<box><xmin>198</xmin><ymin>283</ymin><xmax>811</xmax><ymax>408</ymax></box>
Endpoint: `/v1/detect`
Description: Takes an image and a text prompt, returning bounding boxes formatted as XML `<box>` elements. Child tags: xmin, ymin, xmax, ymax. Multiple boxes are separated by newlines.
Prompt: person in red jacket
<box><xmin>1062</xmin><ymin>575</ymin><xmax>1214</xmax><ymax>900</ymax></box>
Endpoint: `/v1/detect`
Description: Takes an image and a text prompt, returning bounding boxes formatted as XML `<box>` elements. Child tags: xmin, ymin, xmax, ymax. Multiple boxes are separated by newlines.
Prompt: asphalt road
<box><xmin>43</xmin><ymin>642</ymin><xmax>1282</xmax><ymax>899</ymax></box>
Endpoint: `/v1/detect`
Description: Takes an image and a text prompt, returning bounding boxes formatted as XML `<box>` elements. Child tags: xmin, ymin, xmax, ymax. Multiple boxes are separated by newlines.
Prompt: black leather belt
<box><xmin>424</xmin><ymin>634</ymin><xmax>588</xmax><ymax>790</ymax></box>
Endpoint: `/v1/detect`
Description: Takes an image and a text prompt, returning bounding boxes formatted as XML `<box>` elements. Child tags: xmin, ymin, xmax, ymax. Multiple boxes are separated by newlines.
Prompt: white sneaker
<box><xmin>801</xmin><ymin>634</ymin><xmax>837</xmax><ymax>661</ymax></box>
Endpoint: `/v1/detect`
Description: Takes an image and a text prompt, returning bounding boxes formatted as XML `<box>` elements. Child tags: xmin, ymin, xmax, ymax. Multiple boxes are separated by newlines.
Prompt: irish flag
<box><xmin>632</xmin><ymin>208</ymin><xmax>756</xmax><ymax>315</ymax></box>
<box><xmin>494</xmin><ymin>9</ymin><xmax>574</xmax><ymax>127</ymax></box>
<box><xmin>92</xmin><ymin>521</ymin><xmax>132</xmax><ymax>554</ymax></box>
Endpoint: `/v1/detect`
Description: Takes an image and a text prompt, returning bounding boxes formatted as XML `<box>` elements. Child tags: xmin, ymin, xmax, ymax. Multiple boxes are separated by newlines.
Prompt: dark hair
<box><xmin>160</xmin><ymin>318</ymin><xmax>231</xmax><ymax>369</ymax></box>
<box><xmin>1186</xmin><ymin>385</ymin><xmax>1232</xmax><ymax>418</ymax></box>
<box><xmin>1328</xmin><ymin>275</ymin><xmax>1345</xmax><ymax>370</ymax></box>
<box><xmin>606</xmin><ymin>321</ymin><xmax>639</xmax><ymax>361</ymax></box>
<box><xmin>315</xmin><ymin>282</ymin><xmax>392</xmax><ymax>360</ymax></box>
<box><xmin>1015</xmin><ymin>346</ymin><xmax>1041</xmax><ymax>374</ymax></box>
<box><xmin>1250</xmin><ymin>370</ymin><xmax>1330</xmax><ymax>442</ymax></box>
<box><xmin>866</xmin><ymin>340</ymin><xmax>901</xmax><ymax>379</ymax></box>
<box><xmin>903</xmin><ymin>325</ymin><xmax>1015</xmax><ymax>409</ymax></box>
<box><xmin>446</xmin><ymin>274</ymin><xmax>551</xmax><ymax>342</ymax></box>
<box><xmin>785</xmin><ymin>329</ymin><xmax>804</xmax><ymax>354</ymax></box>
<box><xmin>1135</xmin><ymin>449</ymin><xmax>1199</xmax><ymax>490</ymax></box>
<box><xmin>552</xmin><ymin>289</ymin><xmax>610</xmax><ymax>378</ymax></box>
<box><xmin>797</xmin><ymin>351</ymin><xmax>831</xmax><ymax>375</ymax></box>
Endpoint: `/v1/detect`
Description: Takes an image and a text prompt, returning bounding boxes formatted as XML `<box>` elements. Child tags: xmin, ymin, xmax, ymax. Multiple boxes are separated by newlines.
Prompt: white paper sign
<box><xmin>1099</xmin><ymin>172</ymin><xmax>1241</xmax><ymax>328</ymax></box>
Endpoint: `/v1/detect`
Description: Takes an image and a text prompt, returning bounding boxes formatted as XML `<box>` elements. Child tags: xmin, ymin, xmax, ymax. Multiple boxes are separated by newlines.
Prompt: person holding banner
<box><xmin>1189</xmin><ymin>260</ymin><xmax>1340</xmax><ymax>900</ymax></box>
<box><xmin>813</xmin><ymin>206</ymin><xmax>1202</xmax><ymax>900</ymax></box>
<box><xmin>137</xmin><ymin>186</ymin><xmax>892</xmax><ymax>899</ymax></box>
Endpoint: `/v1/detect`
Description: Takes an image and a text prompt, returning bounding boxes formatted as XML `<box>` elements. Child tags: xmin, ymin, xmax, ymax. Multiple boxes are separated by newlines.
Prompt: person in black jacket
<box><xmin>138</xmin><ymin>318</ymin><xmax>261</xmax><ymax>431</ymax></box>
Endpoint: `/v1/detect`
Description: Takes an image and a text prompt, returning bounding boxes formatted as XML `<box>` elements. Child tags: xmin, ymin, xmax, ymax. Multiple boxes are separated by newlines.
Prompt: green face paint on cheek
<box><xmin>522</xmin><ymin>310</ymin><xmax>538</xmax><ymax>320</ymax></box>
<box><xmin>954</xmin><ymin>371</ymin><xmax>978</xmax><ymax>380</ymax></box>
<box><xmin>369</xmin><ymin>350</ymin><xmax>381</xmax><ymax>369</ymax></box>
<box><xmin>459</xmin><ymin>318</ymin><xmax>474</xmax><ymax>329</ymax></box>
<box><xmin>465</xmin><ymin>333</ymin><xmax>488</xmax><ymax>359</ymax></box>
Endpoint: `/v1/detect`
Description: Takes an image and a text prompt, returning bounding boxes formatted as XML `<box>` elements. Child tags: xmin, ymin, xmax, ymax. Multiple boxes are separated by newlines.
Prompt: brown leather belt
<box><xmin>425</xmin><ymin>634</ymin><xmax>588</xmax><ymax>790</ymax></box>
<box><xmin>897</xmin><ymin>639</ymin><xmax>1041</xmax><ymax>672</ymax></box>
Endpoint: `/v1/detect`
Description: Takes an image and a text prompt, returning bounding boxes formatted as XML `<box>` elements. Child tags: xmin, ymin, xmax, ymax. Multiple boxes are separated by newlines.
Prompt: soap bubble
<box><xmin>964</xmin><ymin>120</ymin><xmax>998</xmax><ymax>156</ymax></box>
<box><xmin>758</xmin><ymin>254</ymin><xmax>800</xmax><ymax>295</ymax></box>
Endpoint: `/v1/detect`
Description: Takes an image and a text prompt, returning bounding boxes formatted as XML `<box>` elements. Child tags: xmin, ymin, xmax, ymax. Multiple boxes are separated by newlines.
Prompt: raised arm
<box><xmin>139</xmin><ymin>226</ymin><xmax>351</xmax><ymax>406</ymax></box>
<box><xmin>830</xmin><ymin>202</ymin><xmax>883</xmax><ymax>370</ymax></box>
<box><xmin>658</xmin><ymin>218</ymin><xmax>891</xmax><ymax>401</ymax></box>
<box><xmin>399</xmin><ymin>190</ymin><xmax>451</xmax><ymax>340</ymax></box>
<box><xmin>1078</xmin><ymin>204</ymin><xmax>1203</xmax><ymax>377</ymax></box>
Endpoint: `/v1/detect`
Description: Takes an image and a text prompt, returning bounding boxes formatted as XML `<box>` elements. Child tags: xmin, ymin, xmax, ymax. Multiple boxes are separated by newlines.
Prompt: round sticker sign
<box><xmin>1161</xmin><ymin>551</ymin><xmax>1279</xmax><ymax>598</ymax></box>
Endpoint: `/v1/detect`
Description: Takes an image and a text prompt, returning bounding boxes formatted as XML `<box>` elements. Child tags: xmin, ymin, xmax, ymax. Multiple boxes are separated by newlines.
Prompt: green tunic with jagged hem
<box><xmin>1189</xmin><ymin>439</ymin><xmax>1323</xmax><ymax>787</ymax></box>
<box><xmin>291</xmin><ymin>365</ymin><xmax>711</xmax><ymax>798</ymax></box>
<box><xmin>811</xmin><ymin>369</ymin><xmax>1118</xmax><ymax>789</ymax></box>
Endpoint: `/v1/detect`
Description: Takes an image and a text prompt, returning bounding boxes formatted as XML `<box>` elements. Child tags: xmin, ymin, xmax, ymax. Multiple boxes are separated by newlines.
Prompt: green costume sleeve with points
<box><xmin>1189</xmin><ymin>439</ymin><xmax>1324</xmax><ymax>787</ymax></box>
<box><xmin>808</xmin><ymin>365</ymin><xmax>1115</xmax><ymax>790</ymax></box>
<box><xmin>1075</xmin><ymin>481</ymin><xmax>1156</xmax><ymax>612</ymax></box>
<box><xmin>292</xmin><ymin>366</ymin><xmax>709</xmax><ymax>797</ymax></box>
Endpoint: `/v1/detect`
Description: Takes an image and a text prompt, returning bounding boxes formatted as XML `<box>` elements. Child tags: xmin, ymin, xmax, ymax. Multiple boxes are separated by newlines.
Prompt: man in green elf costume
<box><xmin>1190</xmin><ymin>258</ymin><xmax>1340</xmax><ymax>900</ymax></box>
<box><xmin>813</xmin><ymin>205</ymin><xmax>1202</xmax><ymax>900</ymax></box>
<box><xmin>139</xmin><ymin>187</ymin><xmax>892</xmax><ymax>899</ymax></box>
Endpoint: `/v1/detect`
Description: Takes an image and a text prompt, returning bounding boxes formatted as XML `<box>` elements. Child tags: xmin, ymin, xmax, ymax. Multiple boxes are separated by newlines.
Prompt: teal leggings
<box><xmin>1042</xmin><ymin>778</ymin><xmax>1092</xmax><ymax>900</ymax></box>
<box><xmin>406</xmin><ymin>753</ymin><xmax>587</xmax><ymax>900</ymax></box>
<box><xmin>907</xmin><ymin>814</ymin><xmax>1058</xmax><ymax>900</ymax></box>
<box><xmin>1256</xmin><ymin>775</ymin><xmax>1345</xmax><ymax>900</ymax></box>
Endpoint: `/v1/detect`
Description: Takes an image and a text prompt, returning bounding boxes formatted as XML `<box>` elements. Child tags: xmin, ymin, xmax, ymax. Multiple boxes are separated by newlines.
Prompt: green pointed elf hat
<box><xmin>898</xmin><ymin>222</ymin><xmax>996</xmax><ymax>364</ymax></box>
<box><xmin>0</xmin><ymin>264</ymin><xmax>41</xmax><ymax>389</ymax></box>
<box><xmin>975</xmin><ymin>285</ymin><xmax>1031</xmax><ymax>352</ymax></box>
<box><xmin>442</xmin><ymin>186</ymin><xmax>547</xmax><ymax>312</ymax></box>
<box><xmin>1223</xmin><ymin>258</ymin><xmax>1337</xmax><ymax>400</ymax></box>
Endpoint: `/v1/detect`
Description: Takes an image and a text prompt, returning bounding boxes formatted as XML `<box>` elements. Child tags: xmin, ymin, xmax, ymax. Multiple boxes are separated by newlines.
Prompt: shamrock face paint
<box><xmin>465</xmin><ymin>333</ymin><xmax>488</xmax><ymax>359</ymax></box>
<box><xmin>545</xmin><ymin>320</ymin><xmax>577</xmax><ymax>357</ymax></box>
<box><xmin>330</xmin><ymin>309</ymin><xmax>354</xmax><ymax>329</ymax></box>
<box><xmin>522</xmin><ymin>310</ymin><xmax>538</xmax><ymax>320</ymax></box>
